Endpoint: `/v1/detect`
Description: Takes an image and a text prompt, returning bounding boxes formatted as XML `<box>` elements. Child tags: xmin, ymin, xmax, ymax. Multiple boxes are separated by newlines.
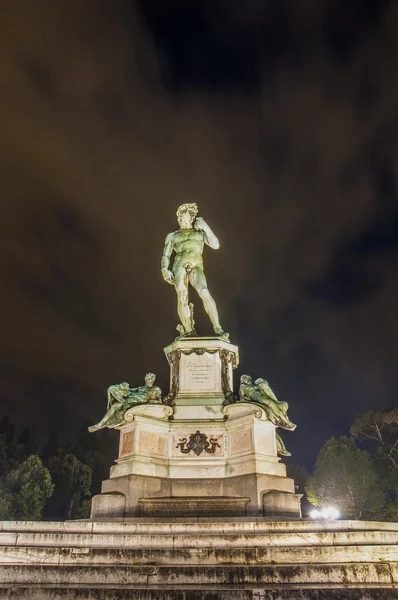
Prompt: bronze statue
<box><xmin>239</xmin><ymin>375</ymin><xmax>296</xmax><ymax>431</ymax></box>
<box><xmin>88</xmin><ymin>373</ymin><xmax>162</xmax><ymax>432</ymax></box>
<box><xmin>161</xmin><ymin>203</ymin><xmax>228</xmax><ymax>339</ymax></box>
<box><xmin>276</xmin><ymin>432</ymin><xmax>291</xmax><ymax>457</ymax></box>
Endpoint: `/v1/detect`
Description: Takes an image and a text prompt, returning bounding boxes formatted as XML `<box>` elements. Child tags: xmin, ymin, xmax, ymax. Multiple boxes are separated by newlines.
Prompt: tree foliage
<box><xmin>0</xmin><ymin>416</ymin><xmax>97</xmax><ymax>520</ymax></box>
<box><xmin>46</xmin><ymin>452</ymin><xmax>91</xmax><ymax>520</ymax></box>
<box><xmin>0</xmin><ymin>416</ymin><xmax>108</xmax><ymax>521</ymax></box>
<box><xmin>0</xmin><ymin>416</ymin><xmax>16</xmax><ymax>476</ymax></box>
<box><xmin>0</xmin><ymin>455</ymin><xmax>53</xmax><ymax>520</ymax></box>
<box><xmin>17</xmin><ymin>426</ymin><xmax>38</xmax><ymax>461</ymax></box>
<box><xmin>286</xmin><ymin>463</ymin><xmax>309</xmax><ymax>494</ymax></box>
<box><xmin>72</xmin><ymin>422</ymin><xmax>118</xmax><ymax>496</ymax></box>
<box><xmin>306</xmin><ymin>436</ymin><xmax>385</xmax><ymax>519</ymax></box>
<box><xmin>42</xmin><ymin>430</ymin><xmax>60</xmax><ymax>461</ymax></box>
<box><xmin>350</xmin><ymin>406</ymin><xmax>398</xmax><ymax>470</ymax></box>
<box><xmin>0</xmin><ymin>416</ymin><xmax>14</xmax><ymax>445</ymax></box>
<box><xmin>0</xmin><ymin>434</ymin><xmax>9</xmax><ymax>478</ymax></box>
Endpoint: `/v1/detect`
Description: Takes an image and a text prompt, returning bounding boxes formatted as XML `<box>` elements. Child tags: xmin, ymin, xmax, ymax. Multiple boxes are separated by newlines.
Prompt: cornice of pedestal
<box><xmin>121</xmin><ymin>404</ymin><xmax>173</xmax><ymax>425</ymax></box>
<box><xmin>163</xmin><ymin>336</ymin><xmax>239</xmax><ymax>363</ymax></box>
<box><xmin>222</xmin><ymin>403</ymin><xmax>269</xmax><ymax>422</ymax></box>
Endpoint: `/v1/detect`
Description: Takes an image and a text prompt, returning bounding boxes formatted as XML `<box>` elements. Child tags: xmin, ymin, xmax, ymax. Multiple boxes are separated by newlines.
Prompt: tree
<box><xmin>0</xmin><ymin>455</ymin><xmax>53</xmax><ymax>520</ymax></box>
<box><xmin>42</xmin><ymin>430</ymin><xmax>60</xmax><ymax>461</ymax></box>
<box><xmin>370</xmin><ymin>447</ymin><xmax>398</xmax><ymax>521</ymax></box>
<box><xmin>16</xmin><ymin>426</ymin><xmax>38</xmax><ymax>462</ymax></box>
<box><xmin>306</xmin><ymin>436</ymin><xmax>385</xmax><ymax>519</ymax></box>
<box><xmin>286</xmin><ymin>462</ymin><xmax>312</xmax><ymax>517</ymax></box>
<box><xmin>0</xmin><ymin>434</ymin><xmax>9</xmax><ymax>478</ymax></box>
<box><xmin>0</xmin><ymin>415</ymin><xmax>14</xmax><ymax>445</ymax></box>
<box><xmin>72</xmin><ymin>421</ymin><xmax>117</xmax><ymax>496</ymax></box>
<box><xmin>286</xmin><ymin>463</ymin><xmax>309</xmax><ymax>494</ymax></box>
<box><xmin>46</xmin><ymin>452</ymin><xmax>91</xmax><ymax>520</ymax></box>
<box><xmin>0</xmin><ymin>416</ymin><xmax>17</xmax><ymax>475</ymax></box>
<box><xmin>350</xmin><ymin>407</ymin><xmax>398</xmax><ymax>471</ymax></box>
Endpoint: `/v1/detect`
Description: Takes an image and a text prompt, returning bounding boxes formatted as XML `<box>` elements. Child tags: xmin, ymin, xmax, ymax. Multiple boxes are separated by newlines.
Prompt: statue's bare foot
<box><xmin>175</xmin><ymin>329</ymin><xmax>198</xmax><ymax>341</ymax></box>
<box><xmin>185</xmin><ymin>329</ymin><xmax>198</xmax><ymax>337</ymax></box>
<box><xmin>214</xmin><ymin>328</ymin><xmax>229</xmax><ymax>341</ymax></box>
<box><xmin>278</xmin><ymin>448</ymin><xmax>291</xmax><ymax>457</ymax></box>
<box><xmin>88</xmin><ymin>425</ymin><xmax>99</xmax><ymax>433</ymax></box>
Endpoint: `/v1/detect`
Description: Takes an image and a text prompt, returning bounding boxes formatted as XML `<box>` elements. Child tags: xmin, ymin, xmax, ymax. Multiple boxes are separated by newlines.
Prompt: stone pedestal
<box><xmin>91</xmin><ymin>337</ymin><xmax>301</xmax><ymax>519</ymax></box>
<box><xmin>164</xmin><ymin>336</ymin><xmax>238</xmax><ymax>405</ymax></box>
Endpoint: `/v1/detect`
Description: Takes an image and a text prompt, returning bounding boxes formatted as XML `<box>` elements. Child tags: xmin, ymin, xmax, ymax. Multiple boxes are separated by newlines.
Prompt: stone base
<box><xmin>0</xmin><ymin>589</ymin><xmax>394</xmax><ymax>600</ymax></box>
<box><xmin>1</xmin><ymin>518</ymin><xmax>398</xmax><ymax>598</ymax></box>
<box><xmin>1</xmin><ymin>591</ymin><xmax>395</xmax><ymax>600</ymax></box>
<box><xmin>91</xmin><ymin>394</ymin><xmax>300</xmax><ymax>519</ymax></box>
<box><xmin>263</xmin><ymin>490</ymin><xmax>303</xmax><ymax>518</ymax></box>
<box><xmin>91</xmin><ymin>471</ymin><xmax>300</xmax><ymax>519</ymax></box>
<box><xmin>91</xmin><ymin>337</ymin><xmax>301</xmax><ymax>520</ymax></box>
<box><xmin>90</xmin><ymin>492</ymin><xmax>126</xmax><ymax>520</ymax></box>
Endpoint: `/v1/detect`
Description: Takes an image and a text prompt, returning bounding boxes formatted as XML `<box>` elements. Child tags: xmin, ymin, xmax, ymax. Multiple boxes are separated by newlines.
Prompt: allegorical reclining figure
<box><xmin>239</xmin><ymin>374</ymin><xmax>296</xmax><ymax>456</ymax></box>
<box><xmin>88</xmin><ymin>373</ymin><xmax>162</xmax><ymax>432</ymax></box>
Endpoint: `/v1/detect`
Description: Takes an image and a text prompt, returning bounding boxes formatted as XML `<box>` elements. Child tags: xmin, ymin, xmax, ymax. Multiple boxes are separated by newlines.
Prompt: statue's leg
<box><xmin>175</xmin><ymin>267</ymin><xmax>194</xmax><ymax>334</ymax></box>
<box><xmin>88</xmin><ymin>422</ymin><xmax>104</xmax><ymax>433</ymax></box>
<box><xmin>190</xmin><ymin>268</ymin><xmax>224</xmax><ymax>334</ymax></box>
<box><xmin>276</xmin><ymin>432</ymin><xmax>291</xmax><ymax>456</ymax></box>
<box><xmin>88</xmin><ymin>404</ymin><xmax>118</xmax><ymax>432</ymax></box>
<box><xmin>272</xmin><ymin>403</ymin><xmax>296</xmax><ymax>430</ymax></box>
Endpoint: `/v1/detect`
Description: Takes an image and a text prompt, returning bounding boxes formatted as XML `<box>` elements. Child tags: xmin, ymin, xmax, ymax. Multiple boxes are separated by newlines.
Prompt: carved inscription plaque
<box><xmin>179</xmin><ymin>352</ymin><xmax>221</xmax><ymax>394</ymax></box>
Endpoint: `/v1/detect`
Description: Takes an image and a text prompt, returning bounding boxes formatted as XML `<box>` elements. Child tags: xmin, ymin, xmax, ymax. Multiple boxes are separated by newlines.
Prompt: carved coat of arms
<box><xmin>176</xmin><ymin>430</ymin><xmax>220</xmax><ymax>456</ymax></box>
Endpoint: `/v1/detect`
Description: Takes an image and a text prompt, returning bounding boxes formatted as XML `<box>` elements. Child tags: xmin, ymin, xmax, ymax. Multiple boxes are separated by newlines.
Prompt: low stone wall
<box><xmin>1</xmin><ymin>519</ymin><xmax>398</xmax><ymax>599</ymax></box>
<box><xmin>0</xmin><ymin>588</ymin><xmax>397</xmax><ymax>599</ymax></box>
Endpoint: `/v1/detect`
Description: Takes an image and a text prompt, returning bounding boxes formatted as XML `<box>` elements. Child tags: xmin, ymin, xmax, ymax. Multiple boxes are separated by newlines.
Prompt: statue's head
<box><xmin>177</xmin><ymin>203</ymin><xmax>198</xmax><ymax>229</ymax></box>
<box><xmin>145</xmin><ymin>372</ymin><xmax>156</xmax><ymax>387</ymax></box>
<box><xmin>240</xmin><ymin>374</ymin><xmax>252</xmax><ymax>385</ymax></box>
<box><xmin>120</xmin><ymin>382</ymin><xmax>130</xmax><ymax>395</ymax></box>
<box><xmin>254</xmin><ymin>378</ymin><xmax>267</xmax><ymax>386</ymax></box>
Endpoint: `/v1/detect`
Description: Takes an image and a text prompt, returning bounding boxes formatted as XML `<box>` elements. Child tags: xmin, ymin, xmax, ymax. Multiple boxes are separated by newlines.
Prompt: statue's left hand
<box><xmin>194</xmin><ymin>216</ymin><xmax>207</xmax><ymax>231</ymax></box>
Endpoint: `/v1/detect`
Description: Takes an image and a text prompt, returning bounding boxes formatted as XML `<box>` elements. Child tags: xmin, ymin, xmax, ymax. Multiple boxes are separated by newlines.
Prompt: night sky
<box><xmin>1</xmin><ymin>0</ymin><xmax>397</xmax><ymax>469</ymax></box>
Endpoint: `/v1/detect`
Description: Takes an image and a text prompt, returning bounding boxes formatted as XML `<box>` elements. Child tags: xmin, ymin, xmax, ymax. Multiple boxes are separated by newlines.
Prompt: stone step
<box><xmin>1</xmin><ymin>519</ymin><xmax>398</xmax><ymax>535</ymax></box>
<box><xmin>1</xmin><ymin>519</ymin><xmax>398</xmax><ymax>596</ymax></box>
<box><xmin>0</xmin><ymin>562</ymin><xmax>397</xmax><ymax>587</ymax></box>
<box><xmin>0</xmin><ymin>543</ymin><xmax>397</xmax><ymax>565</ymax></box>
<box><xmin>1</xmin><ymin>530</ymin><xmax>398</xmax><ymax>549</ymax></box>
<box><xmin>0</xmin><ymin>588</ymin><xmax>397</xmax><ymax>600</ymax></box>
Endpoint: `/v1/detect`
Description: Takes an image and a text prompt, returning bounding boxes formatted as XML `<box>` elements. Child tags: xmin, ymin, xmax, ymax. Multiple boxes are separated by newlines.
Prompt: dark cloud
<box><xmin>0</xmin><ymin>0</ymin><xmax>397</xmax><ymax>467</ymax></box>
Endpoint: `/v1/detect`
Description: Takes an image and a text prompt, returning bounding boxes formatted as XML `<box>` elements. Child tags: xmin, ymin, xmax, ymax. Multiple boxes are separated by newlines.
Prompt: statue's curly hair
<box><xmin>176</xmin><ymin>203</ymin><xmax>198</xmax><ymax>220</ymax></box>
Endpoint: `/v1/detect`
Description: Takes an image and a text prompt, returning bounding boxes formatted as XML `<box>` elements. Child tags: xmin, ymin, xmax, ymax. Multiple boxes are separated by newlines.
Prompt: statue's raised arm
<box><xmin>194</xmin><ymin>216</ymin><xmax>220</xmax><ymax>249</ymax></box>
<box><xmin>161</xmin><ymin>203</ymin><xmax>228</xmax><ymax>340</ymax></box>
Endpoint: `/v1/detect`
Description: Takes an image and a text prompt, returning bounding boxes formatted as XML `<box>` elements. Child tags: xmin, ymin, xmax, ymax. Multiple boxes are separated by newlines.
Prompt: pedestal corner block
<box><xmin>90</xmin><ymin>492</ymin><xmax>126</xmax><ymax>519</ymax></box>
<box><xmin>263</xmin><ymin>490</ymin><xmax>303</xmax><ymax>518</ymax></box>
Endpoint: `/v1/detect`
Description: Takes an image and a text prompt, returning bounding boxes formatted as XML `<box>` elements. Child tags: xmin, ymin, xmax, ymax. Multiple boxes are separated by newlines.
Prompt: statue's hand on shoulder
<box><xmin>162</xmin><ymin>268</ymin><xmax>175</xmax><ymax>285</ymax></box>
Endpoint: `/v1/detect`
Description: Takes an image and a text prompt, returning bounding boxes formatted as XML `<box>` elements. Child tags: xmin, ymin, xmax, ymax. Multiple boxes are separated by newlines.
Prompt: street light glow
<box><xmin>310</xmin><ymin>507</ymin><xmax>340</xmax><ymax>520</ymax></box>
